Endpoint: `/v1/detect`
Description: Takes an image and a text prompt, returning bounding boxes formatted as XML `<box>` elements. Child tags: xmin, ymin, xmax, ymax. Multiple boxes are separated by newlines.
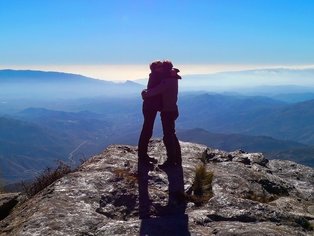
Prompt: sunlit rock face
<box><xmin>1</xmin><ymin>140</ymin><xmax>314</xmax><ymax>236</ymax></box>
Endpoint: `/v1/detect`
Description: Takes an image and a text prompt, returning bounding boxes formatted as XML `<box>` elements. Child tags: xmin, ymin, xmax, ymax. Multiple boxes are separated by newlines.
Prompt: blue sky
<box><xmin>1</xmin><ymin>0</ymin><xmax>314</xmax><ymax>80</ymax></box>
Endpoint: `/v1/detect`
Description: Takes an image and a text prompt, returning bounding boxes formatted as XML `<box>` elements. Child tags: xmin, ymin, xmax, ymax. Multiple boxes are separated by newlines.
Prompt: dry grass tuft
<box><xmin>244</xmin><ymin>190</ymin><xmax>278</xmax><ymax>203</ymax></box>
<box><xmin>186</xmin><ymin>164</ymin><xmax>214</xmax><ymax>206</ymax></box>
<box><xmin>113</xmin><ymin>168</ymin><xmax>138</xmax><ymax>187</ymax></box>
<box><xmin>22</xmin><ymin>161</ymin><xmax>72</xmax><ymax>197</ymax></box>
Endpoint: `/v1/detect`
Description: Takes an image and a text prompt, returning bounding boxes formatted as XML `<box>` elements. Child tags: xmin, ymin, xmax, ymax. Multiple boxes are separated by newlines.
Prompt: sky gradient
<box><xmin>1</xmin><ymin>0</ymin><xmax>314</xmax><ymax>80</ymax></box>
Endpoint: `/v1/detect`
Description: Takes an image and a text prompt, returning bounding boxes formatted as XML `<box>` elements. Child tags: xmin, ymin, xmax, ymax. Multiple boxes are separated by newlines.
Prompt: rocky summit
<box><xmin>1</xmin><ymin>140</ymin><xmax>314</xmax><ymax>236</ymax></box>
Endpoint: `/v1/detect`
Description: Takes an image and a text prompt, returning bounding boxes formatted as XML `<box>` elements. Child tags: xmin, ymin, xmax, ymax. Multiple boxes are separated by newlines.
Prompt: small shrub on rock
<box><xmin>186</xmin><ymin>164</ymin><xmax>214</xmax><ymax>206</ymax></box>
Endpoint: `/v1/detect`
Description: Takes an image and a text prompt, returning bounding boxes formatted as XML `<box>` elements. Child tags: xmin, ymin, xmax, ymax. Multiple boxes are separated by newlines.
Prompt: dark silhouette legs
<box><xmin>138</xmin><ymin>109</ymin><xmax>181</xmax><ymax>165</ymax></box>
<box><xmin>138</xmin><ymin>110</ymin><xmax>157</xmax><ymax>158</ymax></box>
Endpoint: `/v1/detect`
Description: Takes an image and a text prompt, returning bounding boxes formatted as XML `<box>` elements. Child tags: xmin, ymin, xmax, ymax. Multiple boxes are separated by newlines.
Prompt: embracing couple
<box><xmin>138</xmin><ymin>60</ymin><xmax>182</xmax><ymax>170</ymax></box>
<box><xmin>137</xmin><ymin>60</ymin><xmax>184</xmax><ymax>219</ymax></box>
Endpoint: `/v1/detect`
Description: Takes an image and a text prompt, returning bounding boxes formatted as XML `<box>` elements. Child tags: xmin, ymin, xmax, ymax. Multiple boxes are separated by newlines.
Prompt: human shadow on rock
<box><xmin>139</xmin><ymin>164</ymin><xmax>190</xmax><ymax>236</ymax></box>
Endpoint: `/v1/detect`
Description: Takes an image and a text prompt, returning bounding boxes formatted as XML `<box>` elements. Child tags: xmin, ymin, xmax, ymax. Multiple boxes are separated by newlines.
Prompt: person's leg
<box><xmin>160</xmin><ymin>110</ymin><xmax>182</xmax><ymax>166</ymax></box>
<box><xmin>137</xmin><ymin>110</ymin><xmax>158</xmax><ymax>218</ymax></box>
<box><xmin>138</xmin><ymin>109</ymin><xmax>157</xmax><ymax>160</ymax></box>
<box><xmin>174</xmin><ymin>134</ymin><xmax>182</xmax><ymax>165</ymax></box>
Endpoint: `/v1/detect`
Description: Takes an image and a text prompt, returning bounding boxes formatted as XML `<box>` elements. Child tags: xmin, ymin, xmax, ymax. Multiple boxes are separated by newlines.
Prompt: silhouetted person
<box><xmin>138</xmin><ymin>61</ymin><xmax>164</xmax><ymax>219</ymax></box>
<box><xmin>140</xmin><ymin>65</ymin><xmax>188</xmax><ymax>232</ymax></box>
<box><xmin>138</xmin><ymin>61</ymin><xmax>163</xmax><ymax>167</ymax></box>
<box><xmin>138</xmin><ymin>60</ymin><xmax>185</xmax><ymax>221</ymax></box>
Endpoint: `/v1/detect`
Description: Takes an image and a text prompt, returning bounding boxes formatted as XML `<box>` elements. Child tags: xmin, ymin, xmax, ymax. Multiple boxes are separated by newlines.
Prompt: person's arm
<box><xmin>147</xmin><ymin>73</ymin><xmax>154</xmax><ymax>89</ymax></box>
<box><xmin>141</xmin><ymin>73</ymin><xmax>154</xmax><ymax>100</ymax></box>
<box><xmin>143</xmin><ymin>79</ymin><xmax>174</xmax><ymax>98</ymax></box>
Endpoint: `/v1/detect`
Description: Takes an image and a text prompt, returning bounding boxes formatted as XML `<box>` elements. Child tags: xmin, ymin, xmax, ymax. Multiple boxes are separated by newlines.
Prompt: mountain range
<box><xmin>1</xmin><ymin>69</ymin><xmax>314</xmax><ymax>185</ymax></box>
<box><xmin>177</xmin><ymin>93</ymin><xmax>314</xmax><ymax>144</ymax></box>
<box><xmin>142</xmin><ymin>68</ymin><xmax>314</xmax><ymax>93</ymax></box>
<box><xmin>0</xmin><ymin>69</ymin><xmax>143</xmax><ymax>100</ymax></box>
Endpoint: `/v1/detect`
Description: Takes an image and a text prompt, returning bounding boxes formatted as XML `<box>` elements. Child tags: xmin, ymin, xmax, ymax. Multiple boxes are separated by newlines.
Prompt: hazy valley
<box><xmin>1</xmin><ymin>69</ymin><xmax>314</xmax><ymax>187</ymax></box>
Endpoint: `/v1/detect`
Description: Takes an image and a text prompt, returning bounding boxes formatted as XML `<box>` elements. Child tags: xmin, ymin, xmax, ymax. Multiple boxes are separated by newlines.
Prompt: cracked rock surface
<box><xmin>0</xmin><ymin>140</ymin><xmax>313</xmax><ymax>235</ymax></box>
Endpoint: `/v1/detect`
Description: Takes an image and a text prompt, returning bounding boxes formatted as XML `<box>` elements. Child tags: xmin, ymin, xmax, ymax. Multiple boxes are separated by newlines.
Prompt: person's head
<box><xmin>150</xmin><ymin>60</ymin><xmax>163</xmax><ymax>73</ymax></box>
<box><xmin>162</xmin><ymin>60</ymin><xmax>173</xmax><ymax>71</ymax></box>
<box><xmin>161</xmin><ymin>60</ymin><xmax>173</xmax><ymax>77</ymax></box>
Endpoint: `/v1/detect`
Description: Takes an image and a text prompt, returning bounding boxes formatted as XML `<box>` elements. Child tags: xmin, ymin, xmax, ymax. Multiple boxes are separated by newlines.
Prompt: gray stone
<box><xmin>0</xmin><ymin>140</ymin><xmax>313</xmax><ymax>236</ymax></box>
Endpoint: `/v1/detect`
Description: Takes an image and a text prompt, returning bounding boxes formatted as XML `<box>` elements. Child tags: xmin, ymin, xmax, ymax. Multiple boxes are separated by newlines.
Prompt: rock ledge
<box><xmin>0</xmin><ymin>140</ymin><xmax>313</xmax><ymax>235</ymax></box>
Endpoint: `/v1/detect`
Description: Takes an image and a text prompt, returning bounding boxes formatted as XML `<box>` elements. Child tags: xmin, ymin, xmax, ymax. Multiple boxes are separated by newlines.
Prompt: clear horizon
<box><xmin>1</xmin><ymin>64</ymin><xmax>314</xmax><ymax>82</ymax></box>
